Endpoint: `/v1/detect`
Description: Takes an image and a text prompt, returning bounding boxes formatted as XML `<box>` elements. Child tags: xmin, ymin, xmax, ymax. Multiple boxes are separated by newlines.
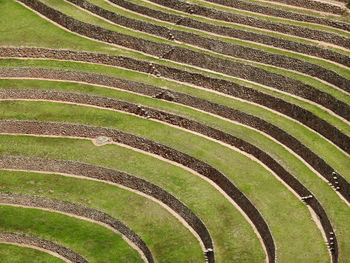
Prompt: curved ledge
<box><xmin>146</xmin><ymin>0</ymin><xmax>350</xmax><ymax>48</ymax></box>
<box><xmin>0</xmin><ymin>156</ymin><xmax>213</xmax><ymax>262</ymax></box>
<box><xmin>0</xmin><ymin>193</ymin><xmax>154</xmax><ymax>263</ymax></box>
<box><xmin>0</xmin><ymin>120</ymin><xmax>275</xmax><ymax>263</ymax></box>
<box><xmin>0</xmin><ymin>89</ymin><xmax>343</xmax><ymax>261</ymax></box>
<box><xmin>1</xmin><ymin>48</ymin><xmax>349</xmax><ymax>156</ymax></box>
<box><xmin>66</xmin><ymin>0</ymin><xmax>350</xmax><ymax>92</ymax></box>
<box><xmin>16</xmin><ymin>0</ymin><xmax>350</xmax><ymax>122</ymax></box>
<box><xmin>201</xmin><ymin>0</ymin><xmax>350</xmax><ymax>31</ymax></box>
<box><xmin>260</xmin><ymin>0</ymin><xmax>345</xmax><ymax>14</ymax></box>
<box><xmin>0</xmin><ymin>65</ymin><xmax>349</xmax><ymax>192</ymax></box>
<box><xmin>108</xmin><ymin>0</ymin><xmax>350</xmax><ymax>68</ymax></box>
<box><xmin>1</xmin><ymin>88</ymin><xmax>349</xmax><ymax>205</ymax></box>
<box><xmin>0</xmin><ymin>231</ymin><xmax>88</xmax><ymax>263</ymax></box>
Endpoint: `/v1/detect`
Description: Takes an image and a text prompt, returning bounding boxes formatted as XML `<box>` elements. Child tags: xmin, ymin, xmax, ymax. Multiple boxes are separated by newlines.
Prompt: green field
<box><xmin>1</xmin><ymin>0</ymin><xmax>349</xmax><ymax>262</ymax></box>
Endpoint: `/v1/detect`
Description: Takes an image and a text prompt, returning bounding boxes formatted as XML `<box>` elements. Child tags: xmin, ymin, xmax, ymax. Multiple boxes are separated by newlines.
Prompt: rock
<box><xmin>94</xmin><ymin>136</ymin><xmax>112</xmax><ymax>146</ymax></box>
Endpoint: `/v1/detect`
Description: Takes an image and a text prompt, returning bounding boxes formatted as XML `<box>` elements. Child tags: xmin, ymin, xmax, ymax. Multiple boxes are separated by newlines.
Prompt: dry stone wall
<box><xmin>0</xmin><ymin>193</ymin><xmax>154</xmax><ymax>263</ymax></box>
<box><xmin>17</xmin><ymin>0</ymin><xmax>350</xmax><ymax>122</ymax></box>
<box><xmin>0</xmin><ymin>232</ymin><xmax>88</xmax><ymax>263</ymax></box>
<box><xmin>0</xmin><ymin>120</ymin><xmax>275</xmax><ymax>263</ymax></box>
<box><xmin>1</xmin><ymin>88</ymin><xmax>349</xmax><ymax>204</ymax></box>
<box><xmin>110</xmin><ymin>0</ymin><xmax>350</xmax><ymax>68</ymax></box>
<box><xmin>147</xmin><ymin>0</ymin><xmax>350</xmax><ymax>48</ymax></box>
<box><xmin>0</xmin><ymin>89</ymin><xmax>342</xmax><ymax>261</ymax></box>
<box><xmin>265</xmin><ymin>0</ymin><xmax>345</xmax><ymax>14</ymax></box>
<box><xmin>1</xmin><ymin>67</ymin><xmax>349</xmax><ymax>205</ymax></box>
<box><xmin>0</xmin><ymin>156</ymin><xmax>213</xmax><ymax>262</ymax></box>
<box><xmin>1</xmin><ymin>48</ymin><xmax>349</xmax><ymax>157</ymax></box>
<box><xmin>67</xmin><ymin>0</ymin><xmax>350</xmax><ymax>92</ymax></box>
<box><xmin>204</xmin><ymin>0</ymin><xmax>350</xmax><ymax>31</ymax></box>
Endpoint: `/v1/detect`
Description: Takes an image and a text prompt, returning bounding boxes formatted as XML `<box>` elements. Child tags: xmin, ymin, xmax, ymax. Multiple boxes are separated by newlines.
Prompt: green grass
<box><xmin>0</xmin><ymin>79</ymin><xmax>349</xmax><ymax>182</ymax></box>
<box><xmin>0</xmin><ymin>100</ymin><xmax>331</xmax><ymax>263</ymax></box>
<box><xmin>88</xmin><ymin>0</ymin><xmax>350</xmax><ymax>81</ymax></box>
<box><xmin>0</xmin><ymin>243</ymin><xmax>64</xmax><ymax>263</ymax></box>
<box><xmin>126</xmin><ymin>0</ymin><xmax>350</xmax><ymax>58</ymax></box>
<box><xmin>1</xmin><ymin>60</ymin><xmax>349</xmax><ymax>179</ymax></box>
<box><xmin>41</xmin><ymin>0</ymin><xmax>350</xmax><ymax>104</ymax></box>
<box><xmin>224</xmin><ymin>0</ymin><xmax>348</xmax><ymax>19</ymax></box>
<box><xmin>0</xmin><ymin>205</ymin><xmax>143</xmax><ymax>263</ymax></box>
<box><xmin>0</xmin><ymin>169</ymin><xmax>203</xmax><ymax>263</ymax></box>
<box><xmin>183</xmin><ymin>0</ymin><xmax>350</xmax><ymax>39</ymax></box>
<box><xmin>1</xmin><ymin>0</ymin><xmax>350</xmax><ymax>121</ymax></box>
<box><xmin>2</xmin><ymin>0</ymin><xmax>350</xmax><ymax>261</ymax></box>
<box><xmin>0</xmin><ymin>134</ymin><xmax>265</xmax><ymax>263</ymax></box>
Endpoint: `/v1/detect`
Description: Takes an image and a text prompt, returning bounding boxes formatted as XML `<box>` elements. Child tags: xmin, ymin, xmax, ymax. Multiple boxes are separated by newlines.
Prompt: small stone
<box><xmin>27</xmin><ymin>180</ymin><xmax>35</xmax><ymax>185</ymax></box>
<box><xmin>94</xmin><ymin>136</ymin><xmax>112</xmax><ymax>146</ymax></box>
<box><xmin>48</xmin><ymin>190</ymin><xmax>54</xmax><ymax>193</ymax></box>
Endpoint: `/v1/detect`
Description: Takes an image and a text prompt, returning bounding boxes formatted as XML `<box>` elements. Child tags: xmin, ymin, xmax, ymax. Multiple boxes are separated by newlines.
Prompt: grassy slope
<box><xmin>0</xmin><ymin>135</ymin><xmax>265</xmax><ymax>263</ymax></box>
<box><xmin>0</xmin><ymin>100</ymin><xmax>331</xmax><ymax>263</ymax></box>
<box><xmin>184</xmin><ymin>0</ymin><xmax>350</xmax><ymax>38</ymax></box>
<box><xmin>1</xmin><ymin>79</ymin><xmax>349</xmax><ymax>181</ymax></box>
<box><xmin>0</xmin><ymin>169</ymin><xmax>203</xmax><ymax>263</ymax></box>
<box><xmin>0</xmin><ymin>243</ymin><xmax>64</xmax><ymax>263</ymax></box>
<box><xmin>87</xmin><ymin>0</ymin><xmax>350</xmax><ymax>81</ymax></box>
<box><xmin>0</xmin><ymin>205</ymin><xmax>143</xmax><ymax>263</ymax></box>
<box><xmin>1</xmin><ymin>0</ymin><xmax>349</xmax><ymax>133</ymax></box>
<box><xmin>1</xmin><ymin>60</ymin><xmax>348</xmax><ymax>179</ymax></box>
<box><xmin>41</xmin><ymin>0</ymin><xmax>350</xmax><ymax>105</ymax></box>
<box><xmin>1</xmin><ymin>0</ymin><xmax>349</xmax><ymax>262</ymax></box>
<box><xmin>126</xmin><ymin>0</ymin><xmax>350</xmax><ymax>57</ymax></box>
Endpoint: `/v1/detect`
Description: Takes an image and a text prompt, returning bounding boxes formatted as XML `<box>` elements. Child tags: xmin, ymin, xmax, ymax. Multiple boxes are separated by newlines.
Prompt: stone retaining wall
<box><xmin>147</xmin><ymin>0</ymin><xmax>349</xmax><ymax>48</ymax></box>
<box><xmin>17</xmin><ymin>0</ymin><xmax>350</xmax><ymax>122</ymax></box>
<box><xmin>0</xmin><ymin>120</ymin><xmax>275</xmax><ymax>263</ymax></box>
<box><xmin>265</xmin><ymin>0</ymin><xmax>344</xmax><ymax>14</ymax></box>
<box><xmin>0</xmin><ymin>231</ymin><xmax>88</xmax><ymax>262</ymax></box>
<box><xmin>110</xmin><ymin>0</ymin><xmax>350</xmax><ymax>68</ymax></box>
<box><xmin>1</xmin><ymin>88</ymin><xmax>349</xmax><ymax>205</ymax></box>
<box><xmin>1</xmin><ymin>66</ymin><xmax>349</xmax><ymax>206</ymax></box>
<box><xmin>0</xmin><ymin>156</ymin><xmax>213</xmax><ymax>262</ymax></box>
<box><xmin>204</xmin><ymin>0</ymin><xmax>350</xmax><ymax>30</ymax></box>
<box><xmin>67</xmin><ymin>0</ymin><xmax>350</xmax><ymax>92</ymax></box>
<box><xmin>0</xmin><ymin>193</ymin><xmax>154</xmax><ymax>263</ymax></box>
<box><xmin>1</xmin><ymin>49</ymin><xmax>349</xmax><ymax>156</ymax></box>
<box><xmin>0</xmin><ymin>90</ymin><xmax>343</xmax><ymax>262</ymax></box>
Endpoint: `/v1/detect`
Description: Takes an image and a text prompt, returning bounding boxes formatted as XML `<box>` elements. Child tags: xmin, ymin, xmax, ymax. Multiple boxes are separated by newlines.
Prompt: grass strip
<box><xmin>0</xmin><ymin>243</ymin><xmax>64</xmax><ymax>263</ymax></box>
<box><xmin>0</xmin><ymin>205</ymin><xmax>143</xmax><ymax>263</ymax></box>
<box><xmin>0</xmin><ymin>135</ymin><xmax>265</xmax><ymax>263</ymax></box>
<box><xmin>1</xmin><ymin>79</ymin><xmax>349</xmax><ymax>181</ymax></box>
<box><xmin>0</xmin><ymin>101</ymin><xmax>331</xmax><ymax>263</ymax></box>
<box><xmin>0</xmin><ymin>169</ymin><xmax>203</xmax><ymax>263</ymax></box>
<box><xmin>89</xmin><ymin>0</ymin><xmax>350</xmax><ymax>81</ymax></box>
<box><xmin>1</xmin><ymin>1</ymin><xmax>350</xmax><ymax>118</ymax></box>
<box><xmin>1</xmin><ymin>61</ymin><xmax>349</xmax><ymax>177</ymax></box>
<box><xmin>41</xmin><ymin>0</ymin><xmax>350</xmax><ymax>103</ymax></box>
